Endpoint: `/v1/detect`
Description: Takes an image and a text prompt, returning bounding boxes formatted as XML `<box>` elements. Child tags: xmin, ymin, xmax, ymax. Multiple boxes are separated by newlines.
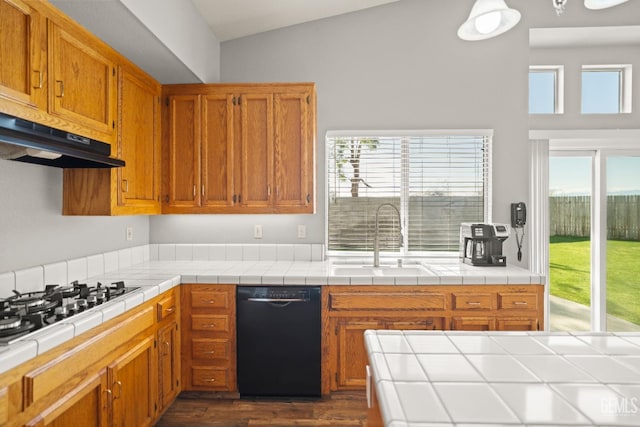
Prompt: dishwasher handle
<box><xmin>247</xmin><ymin>298</ymin><xmax>308</xmax><ymax>303</ymax></box>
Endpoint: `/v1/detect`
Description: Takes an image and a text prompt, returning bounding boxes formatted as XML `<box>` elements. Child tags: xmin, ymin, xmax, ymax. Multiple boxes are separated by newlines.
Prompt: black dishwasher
<box><xmin>237</xmin><ymin>286</ymin><xmax>321</xmax><ymax>397</ymax></box>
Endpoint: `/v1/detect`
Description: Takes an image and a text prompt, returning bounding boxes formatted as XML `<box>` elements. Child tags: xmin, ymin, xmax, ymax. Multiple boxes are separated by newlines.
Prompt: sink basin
<box><xmin>331</xmin><ymin>265</ymin><xmax>432</xmax><ymax>277</ymax></box>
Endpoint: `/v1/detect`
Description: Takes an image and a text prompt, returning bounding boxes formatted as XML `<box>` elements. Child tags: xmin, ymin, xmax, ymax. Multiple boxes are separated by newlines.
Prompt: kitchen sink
<box><xmin>330</xmin><ymin>264</ymin><xmax>434</xmax><ymax>277</ymax></box>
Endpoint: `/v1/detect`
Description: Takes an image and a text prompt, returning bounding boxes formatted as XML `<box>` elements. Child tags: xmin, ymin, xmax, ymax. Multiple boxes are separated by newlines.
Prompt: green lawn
<box><xmin>550</xmin><ymin>236</ymin><xmax>640</xmax><ymax>326</ymax></box>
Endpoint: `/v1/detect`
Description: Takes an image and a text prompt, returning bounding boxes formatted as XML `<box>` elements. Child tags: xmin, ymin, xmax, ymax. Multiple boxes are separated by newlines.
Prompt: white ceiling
<box><xmin>191</xmin><ymin>0</ymin><xmax>400</xmax><ymax>42</ymax></box>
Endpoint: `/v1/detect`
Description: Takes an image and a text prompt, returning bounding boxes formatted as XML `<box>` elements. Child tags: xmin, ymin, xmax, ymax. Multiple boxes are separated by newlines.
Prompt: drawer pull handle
<box><xmin>56</xmin><ymin>80</ymin><xmax>64</xmax><ymax>97</ymax></box>
<box><xmin>34</xmin><ymin>70</ymin><xmax>43</xmax><ymax>89</ymax></box>
<box><xmin>202</xmin><ymin>300</ymin><xmax>216</xmax><ymax>304</ymax></box>
<box><xmin>203</xmin><ymin>350</ymin><xmax>216</xmax><ymax>354</ymax></box>
<box><xmin>165</xmin><ymin>306</ymin><xmax>176</xmax><ymax>313</ymax></box>
<box><xmin>203</xmin><ymin>324</ymin><xmax>217</xmax><ymax>328</ymax></box>
<box><xmin>513</xmin><ymin>301</ymin><xmax>528</xmax><ymax>306</ymax></box>
<box><xmin>466</xmin><ymin>301</ymin><xmax>481</xmax><ymax>305</ymax></box>
<box><xmin>202</xmin><ymin>378</ymin><xmax>216</xmax><ymax>382</ymax></box>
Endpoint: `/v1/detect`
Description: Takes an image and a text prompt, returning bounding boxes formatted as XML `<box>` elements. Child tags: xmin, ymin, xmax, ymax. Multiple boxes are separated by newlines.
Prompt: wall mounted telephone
<box><xmin>511</xmin><ymin>202</ymin><xmax>526</xmax><ymax>228</ymax></box>
<box><xmin>510</xmin><ymin>202</ymin><xmax>526</xmax><ymax>261</ymax></box>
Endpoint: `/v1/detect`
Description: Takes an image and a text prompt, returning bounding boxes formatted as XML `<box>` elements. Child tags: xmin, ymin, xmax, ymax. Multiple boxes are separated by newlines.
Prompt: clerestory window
<box><xmin>326</xmin><ymin>131</ymin><xmax>492</xmax><ymax>257</ymax></box>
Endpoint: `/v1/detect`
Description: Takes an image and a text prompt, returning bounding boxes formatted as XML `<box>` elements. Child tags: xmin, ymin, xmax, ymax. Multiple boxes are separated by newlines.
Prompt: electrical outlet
<box><xmin>126</xmin><ymin>226</ymin><xmax>133</xmax><ymax>241</ymax></box>
<box><xmin>254</xmin><ymin>224</ymin><xmax>263</xmax><ymax>239</ymax></box>
<box><xmin>297</xmin><ymin>225</ymin><xmax>306</xmax><ymax>239</ymax></box>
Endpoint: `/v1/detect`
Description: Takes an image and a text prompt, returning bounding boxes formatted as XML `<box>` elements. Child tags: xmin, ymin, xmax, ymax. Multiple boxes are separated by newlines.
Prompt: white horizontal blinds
<box><xmin>328</xmin><ymin>137</ymin><xmax>401</xmax><ymax>252</ymax></box>
<box><xmin>327</xmin><ymin>133</ymin><xmax>489</xmax><ymax>254</ymax></box>
<box><xmin>407</xmin><ymin>135</ymin><xmax>488</xmax><ymax>252</ymax></box>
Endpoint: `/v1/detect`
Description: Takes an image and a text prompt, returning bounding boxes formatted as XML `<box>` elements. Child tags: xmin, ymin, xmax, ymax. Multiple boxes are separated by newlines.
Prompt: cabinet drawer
<box><xmin>157</xmin><ymin>292</ymin><xmax>177</xmax><ymax>321</ymax></box>
<box><xmin>191</xmin><ymin>315</ymin><xmax>230</xmax><ymax>333</ymax></box>
<box><xmin>192</xmin><ymin>339</ymin><xmax>230</xmax><ymax>361</ymax></box>
<box><xmin>192</xmin><ymin>367</ymin><xmax>229</xmax><ymax>388</ymax></box>
<box><xmin>452</xmin><ymin>293</ymin><xmax>493</xmax><ymax>310</ymax></box>
<box><xmin>498</xmin><ymin>293</ymin><xmax>538</xmax><ymax>310</ymax></box>
<box><xmin>191</xmin><ymin>291</ymin><xmax>229</xmax><ymax>309</ymax></box>
<box><xmin>330</xmin><ymin>292</ymin><xmax>446</xmax><ymax>311</ymax></box>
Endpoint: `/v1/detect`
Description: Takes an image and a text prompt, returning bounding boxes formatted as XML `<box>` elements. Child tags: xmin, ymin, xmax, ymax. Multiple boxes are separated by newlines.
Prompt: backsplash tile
<box><xmin>15</xmin><ymin>266</ymin><xmax>43</xmax><ymax>293</ymax></box>
<box><xmin>104</xmin><ymin>251</ymin><xmax>119</xmax><ymax>273</ymax></box>
<box><xmin>87</xmin><ymin>254</ymin><xmax>105</xmax><ymax>278</ymax></box>
<box><xmin>118</xmin><ymin>248</ymin><xmax>133</xmax><ymax>269</ymax></box>
<box><xmin>67</xmin><ymin>258</ymin><xmax>87</xmax><ymax>282</ymax></box>
<box><xmin>0</xmin><ymin>271</ymin><xmax>15</xmax><ymax>291</ymax></box>
<box><xmin>158</xmin><ymin>244</ymin><xmax>176</xmax><ymax>261</ymax></box>
<box><xmin>44</xmin><ymin>261</ymin><xmax>67</xmax><ymax>286</ymax></box>
<box><xmin>175</xmin><ymin>244</ymin><xmax>193</xmax><ymax>261</ymax></box>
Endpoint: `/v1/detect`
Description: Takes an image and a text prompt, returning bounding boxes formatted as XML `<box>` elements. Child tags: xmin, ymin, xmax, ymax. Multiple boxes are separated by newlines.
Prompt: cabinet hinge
<box><xmin>165</xmin><ymin>195</ymin><xmax>170</xmax><ymax>203</ymax></box>
<box><xmin>112</xmin><ymin>120</ymin><xmax>115</xmax><ymax>129</ymax></box>
<box><xmin>232</xmin><ymin>96</ymin><xmax>236</xmax><ymax>106</ymax></box>
<box><xmin>237</xmin><ymin>95</ymin><xmax>241</xmax><ymax>105</ymax></box>
<box><xmin>154</xmin><ymin>340</ymin><xmax>157</xmax><ymax>348</ymax></box>
<box><xmin>306</xmin><ymin>95</ymin><xmax>310</xmax><ymax>104</ymax></box>
<box><xmin>154</xmin><ymin>402</ymin><xmax>157</xmax><ymax>411</ymax></box>
<box><xmin>165</xmin><ymin>97</ymin><xmax>169</xmax><ymax>107</ymax></box>
<box><xmin>112</xmin><ymin>68</ymin><xmax>116</xmax><ymax>77</ymax></box>
<box><xmin>334</xmin><ymin>326</ymin><xmax>338</xmax><ymax>335</ymax></box>
<box><xmin>335</xmin><ymin>373</ymin><xmax>338</xmax><ymax>383</ymax></box>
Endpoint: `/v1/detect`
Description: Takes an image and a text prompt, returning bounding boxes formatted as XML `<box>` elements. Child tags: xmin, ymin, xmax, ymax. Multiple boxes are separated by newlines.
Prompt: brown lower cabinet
<box><xmin>0</xmin><ymin>287</ymin><xmax>180</xmax><ymax>427</ymax></box>
<box><xmin>180</xmin><ymin>284</ymin><xmax>237</xmax><ymax>392</ymax></box>
<box><xmin>325</xmin><ymin>284</ymin><xmax>544</xmax><ymax>393</ymax></box>
<box><xmin>0</xmin><ymin>282</ymin><xmax>543</xmax><ymax>425</ymax></box>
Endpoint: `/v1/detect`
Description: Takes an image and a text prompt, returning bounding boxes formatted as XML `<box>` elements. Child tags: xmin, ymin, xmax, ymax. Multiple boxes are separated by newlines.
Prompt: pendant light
<box><xmin>584</xmin><ymin>0</ymin><xmax>630</xmax><ymax>9</ymax></box>
<box><xmin>458</xmin><ymin>0</ymin><xmax>521</xmax><ymax>41</ymax></box>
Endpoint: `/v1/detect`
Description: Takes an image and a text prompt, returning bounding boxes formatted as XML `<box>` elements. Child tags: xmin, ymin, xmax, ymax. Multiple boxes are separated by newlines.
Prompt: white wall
<box><xmin>150</xmin><ymin>0</ymin><xmax>531</xmax><ymax>265</ymax></box>
<box><xmin>0</xmin><ymin>160</ymin><xmax>148</xmax><ymax>273</ymax></box>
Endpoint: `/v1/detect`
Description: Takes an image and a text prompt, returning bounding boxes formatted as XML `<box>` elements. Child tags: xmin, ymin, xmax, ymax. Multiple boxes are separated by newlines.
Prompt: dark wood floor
<box><xmin>155</xmin><ymin>392</ymin><xmax>368</xmax><ymax>426</ymax></box>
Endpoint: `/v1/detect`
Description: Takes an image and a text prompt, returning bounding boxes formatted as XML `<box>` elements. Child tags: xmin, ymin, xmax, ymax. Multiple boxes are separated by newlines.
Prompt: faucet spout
<box><xmin>373</xmin><ymin>203</ymin><xmax>403</xmax><ymax>267</ymax></box>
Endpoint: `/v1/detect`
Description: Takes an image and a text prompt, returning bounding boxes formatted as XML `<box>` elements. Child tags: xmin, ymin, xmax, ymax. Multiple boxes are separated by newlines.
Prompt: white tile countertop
<box><xmin>364</xmin><ymin>330</ymin><xmax>640</xmax><ymax>427</ymax></box>
<box><xmin>0</xmin><ymin>253</ymin><xmax>543</xmax><ymax>376</ymax></box>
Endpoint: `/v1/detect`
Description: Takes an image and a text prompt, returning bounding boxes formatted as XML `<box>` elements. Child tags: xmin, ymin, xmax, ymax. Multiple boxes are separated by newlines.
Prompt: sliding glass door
<box><xmin>605</xmin><ymin>156</ymin><xmax>640</xmax><ymax>331</ymax></box>
<box><xmin>549</xmin><ymin>154</ymin><xmax>593</xmax><ymax>331</ymax></box>
<box><xmin>549</xmin><ymin>150</ymin><xmax>640</xmax><ymax>332</ymax></box>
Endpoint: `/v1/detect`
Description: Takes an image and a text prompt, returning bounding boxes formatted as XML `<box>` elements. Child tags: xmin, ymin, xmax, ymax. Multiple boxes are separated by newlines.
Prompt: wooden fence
<box><xmin>550</xmin><ymin>195</ymin><xmax>640</xmax><ymax>240</ymax></box>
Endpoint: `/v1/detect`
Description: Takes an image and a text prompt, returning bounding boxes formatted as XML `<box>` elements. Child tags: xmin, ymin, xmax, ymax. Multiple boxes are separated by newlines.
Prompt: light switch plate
<box><xmin>297</xmin><ymin>225</ymin><xmax>306</xmax><ymax>239</ymax></box>
<box><xmin>254</xmin><ymin>224</ymin><xmax>263</xmax><ymax>239</ymax></box>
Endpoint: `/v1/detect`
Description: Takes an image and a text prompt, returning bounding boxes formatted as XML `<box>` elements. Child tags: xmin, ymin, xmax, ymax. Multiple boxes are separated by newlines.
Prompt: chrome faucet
<box><xmin>373</xmin><ymin>203</ymin><xmax>403</xmax><ymax>267</ymax></box>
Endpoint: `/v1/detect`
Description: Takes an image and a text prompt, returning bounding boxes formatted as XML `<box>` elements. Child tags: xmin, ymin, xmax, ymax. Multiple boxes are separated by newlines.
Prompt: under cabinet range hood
<box><xmin>0</xmin><ymin>112</ymin><xmax>125</xmax><ymax>168</ymax></box>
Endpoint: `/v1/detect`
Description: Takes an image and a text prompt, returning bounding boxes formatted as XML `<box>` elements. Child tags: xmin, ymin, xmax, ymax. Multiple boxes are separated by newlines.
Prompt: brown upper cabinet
<box><xmin>163</xmin><ymin>83</ymin><xmax>316</xmax><ymax>214</ymax></box>
<box><xmin>0</xmin><ymin>0</ymin><xmax>118</xmax><ymax>144</ymax></box>
<box><xmin>0</xmin><ymin>0</ymin><xmax>47</xmax><ymax>111</ymax></box>
<box><xmin>63</xmin><ymin>64</ymin><xmax>162</xmax><ymax>215</ymax></box>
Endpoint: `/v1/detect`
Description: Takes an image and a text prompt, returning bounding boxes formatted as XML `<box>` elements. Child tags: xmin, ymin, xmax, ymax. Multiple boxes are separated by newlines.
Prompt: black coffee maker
<box><xmin>459</xmin><ymin>223</ymin><xmax>510</xmax><ymax>266</ymax></box>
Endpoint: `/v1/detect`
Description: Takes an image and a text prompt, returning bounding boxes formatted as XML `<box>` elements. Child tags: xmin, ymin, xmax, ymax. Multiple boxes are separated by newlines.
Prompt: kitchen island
<box><xmin>365</xmin><ymin>329</ymin><xmax>640</xmax><ymax>426</ymax></box>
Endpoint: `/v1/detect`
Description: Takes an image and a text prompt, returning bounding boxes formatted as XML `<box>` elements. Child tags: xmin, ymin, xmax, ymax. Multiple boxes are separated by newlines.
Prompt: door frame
<box><xmin>529</xmin><ymin>129</ymin><xmax>640</xmax><ymax>331</ymax></box>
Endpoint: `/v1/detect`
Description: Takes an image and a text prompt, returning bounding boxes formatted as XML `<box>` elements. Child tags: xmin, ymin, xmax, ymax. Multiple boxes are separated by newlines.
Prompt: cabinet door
<box><xmin>48</xmin><ymin>22</ymin><xmax>116</xmax><ymax>140</ymax></box>
<box><xmin>0</xmin><ymin>0</ymin><xmax>46</xmax><ymax>109</ymax></box>
<box><xmin>108</xmin><ymin>336</ymin><xmax>156</xmax><ymax>427</ymax></box>
<box><xmin>158</xmin><ymin>321</ymin><xmax>180</xmax><ymax>410</ymax></box>
<box><xmin>24</xmin><ymin>369</ymin><xmax>108</xmax><ymax>427</ymax></box>
<box><xmin>451</xmin><ymin>316</ymin><xmax>496</xmax><ymax>331</ymax></box>
<box><xmin>166</xmin><ymin>95</ymin><xmax>201</xmax><ymax>209</ymax></box>
<box><xmin>334</xmin><ymin>320</ymin><xmax>384</xmax><ymax>390</ymax></box>
<box><xmin>202</xmin><ymin>93</ymin><xmax>234</xmax><ymax>208</ymax></box>
<box><xmin>273</xmin><ymin>90</ymin><xmax>314</xmax><ymax>212</ymax></box>
<box><xmin>117</xmin><ymin>66</ymin><xmax>161</xmax><ymax>213</ymax></box>
<box><xmin>236</xmin><ymin>92</ymin><xmax>273</xmax><ymax>208</ymax></box>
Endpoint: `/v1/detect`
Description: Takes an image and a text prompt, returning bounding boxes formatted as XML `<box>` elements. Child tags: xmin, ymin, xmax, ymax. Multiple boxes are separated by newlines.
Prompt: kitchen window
<box><xmin>326</xmin><ymin>131</ymin><xmax>492</xmax><ymax>257</ymax></box>
<box><xmin>581</xmin><ymin>65</ymin><xmax>632</xmax><ymax>114</ymax></box>
<box><xmin>529</xmin><ymin>66</ymin><xmax>564</xmax><ymax>114</ymax></box>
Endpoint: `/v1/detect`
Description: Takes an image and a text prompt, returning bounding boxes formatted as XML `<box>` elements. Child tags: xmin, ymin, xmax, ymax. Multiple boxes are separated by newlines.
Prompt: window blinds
<box><xmin>327</xmin><ymin>133</ymin><xmax>490</xmax><ymax>254</ymax></box>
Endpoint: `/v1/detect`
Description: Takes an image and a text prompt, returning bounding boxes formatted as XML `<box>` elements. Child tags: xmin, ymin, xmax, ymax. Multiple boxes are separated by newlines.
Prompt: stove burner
<box><xmin>0</xmin><ymin>316</ymin><xmax>22</xmax><ymax>330</ymax></box>
<box><xmin>0</xmin><ymin>281</ymin><xmax>138</xmax><ymax>345</ymax></box>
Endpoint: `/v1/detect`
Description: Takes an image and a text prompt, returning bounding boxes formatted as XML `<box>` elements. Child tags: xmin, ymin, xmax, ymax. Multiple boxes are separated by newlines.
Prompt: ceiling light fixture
<box><xmin>459</xmin><ymin>0</ymin><xmax>631</xmax><ymax>41</ymax></box>
<box><xmin>584</xmin><ymin>0</ymin><xmax>630</xmax><ymax>10</ymax></box>
<box><xmin>457</xmin><ymin>0</ymin><xmax>521</xmax><ymax>41</ymax></box>
<box><xmin>553</xmin><ymin>0</ymin><xmax>568</xmax><ymax>15</ymax></box>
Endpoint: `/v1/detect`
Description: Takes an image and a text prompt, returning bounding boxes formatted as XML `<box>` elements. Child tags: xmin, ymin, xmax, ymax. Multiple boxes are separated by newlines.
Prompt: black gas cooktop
<box><xmin>0</xmin><ymin>281</ymin><xmax>138</xmax><ymax>345</ymax></box>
